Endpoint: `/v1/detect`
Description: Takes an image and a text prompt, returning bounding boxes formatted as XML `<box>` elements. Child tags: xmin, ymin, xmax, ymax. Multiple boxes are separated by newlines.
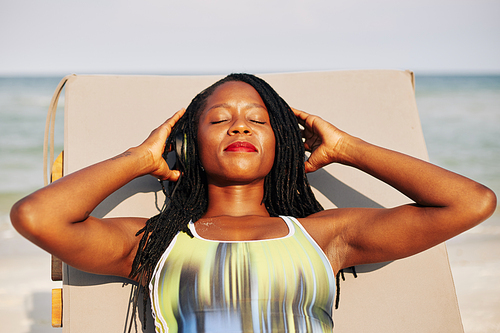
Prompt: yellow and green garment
<box><xmin>149</xmin><ymin>216</ymin><xmax>335</xmax><ymax>333</ymax></box>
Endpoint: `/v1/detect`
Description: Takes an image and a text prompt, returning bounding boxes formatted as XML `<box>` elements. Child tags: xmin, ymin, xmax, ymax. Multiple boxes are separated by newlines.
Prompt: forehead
<box><xmin>204</xmin><ymin>81</ymin><xmax>266</xmax><ymax>110</ymax></box>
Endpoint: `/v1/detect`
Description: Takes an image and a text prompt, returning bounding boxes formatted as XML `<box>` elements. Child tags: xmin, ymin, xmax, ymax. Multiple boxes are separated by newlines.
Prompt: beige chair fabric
<box><xmin>56</xmin><ymin>71</ymin><xmax>463</xmax><ymax>332</ymax></box>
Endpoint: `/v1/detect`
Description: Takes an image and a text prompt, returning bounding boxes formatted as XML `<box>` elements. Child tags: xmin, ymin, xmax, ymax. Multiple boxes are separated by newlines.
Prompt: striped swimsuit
<box><xmin>149</xmin><ymin>216</ymin><xmax>335</xmax><ymax>333</ymax></box>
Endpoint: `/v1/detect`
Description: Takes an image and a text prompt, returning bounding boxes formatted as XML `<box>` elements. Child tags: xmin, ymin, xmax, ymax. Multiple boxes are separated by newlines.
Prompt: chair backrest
<box><xmin>57</xmin><ymin>71</ymin><xmax>463</xmax><ymax>332</ymax></box>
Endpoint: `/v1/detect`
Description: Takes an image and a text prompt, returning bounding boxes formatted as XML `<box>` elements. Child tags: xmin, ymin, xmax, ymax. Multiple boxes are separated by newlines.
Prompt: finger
<box><xmin>302</xmin><ymin>138</ymin><xmax>315</xmax><ymax>152</ymax></box>
<box><xmin>303</xmin><ymin>160</ymin><xmax>316</xmax><ymax>174</ymax></box>
<box><xmin>291</xmin><ymin>107</ymin><xmax>308</xmax><ymax>125</ymax></box>
<box><xmin>291</xmin><ymin>107</ymin><xmax>308</xmax><ymax>118</ymax></box>
<box><xmin>159</xmin><ymin>169</ymin><xmax>181</xmax><ymax>182</ymax></box>
<box><xmin>167</xmin><ymin>170</ymin><xmax>181</xmax><ymax>182</ymax></box>
<box><xmin>152</xmin><ymin>108</ymin><xmax>186</xmax><ymax>149</ymax></box>
<box><xmin>304</xmin><ymin>154</ymin><xmax>328</xmax><ymax>173</ymax></box>
<box><xmin>293</xmin><ymin>108</ymin><xmax>322</xmax><ymax>133</ymax></box>
<box><xmin>164</xmin><ymin>108</ymin><xmax>186</xmax><ymax>131</ymax></box>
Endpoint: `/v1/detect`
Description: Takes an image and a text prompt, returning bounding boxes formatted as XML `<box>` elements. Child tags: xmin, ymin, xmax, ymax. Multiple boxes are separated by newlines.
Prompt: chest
<box><xmin>149</xmin><ymin>218</ymin><xmax>335</xmax><ymax>332</ymax></box>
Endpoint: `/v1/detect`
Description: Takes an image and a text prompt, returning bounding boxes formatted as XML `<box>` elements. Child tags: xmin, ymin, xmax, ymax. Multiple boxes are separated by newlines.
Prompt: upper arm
<box><xmin>54</xmin><ymin>216</ymin><xmax>147</xmax><ymax>278</ymax></box>
<box><xmin>303</xmin><ymin>187</ymin><xmax>495</xmax><ymax>272</ymax></box>
<box><xmin>338</xmin><ymin>205</ymin><xmax>442</xmax><ymax>267</ymax></box>
<box><xmin>11</xmin><ymin>198</ymin><xmax>146</xmax><ymax>279</ymax></box>
<box><xmin>303</xmin><ymin>206</ymin><xmax>442</xmax><ymax>273</ymax></box>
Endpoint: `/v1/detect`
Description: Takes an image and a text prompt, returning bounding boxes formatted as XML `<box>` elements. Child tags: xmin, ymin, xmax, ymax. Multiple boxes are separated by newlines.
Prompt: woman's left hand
<box><xmin>292</xmin><ymin>108</ymin><xmax>351</xmax><ymax>173</ymax></box>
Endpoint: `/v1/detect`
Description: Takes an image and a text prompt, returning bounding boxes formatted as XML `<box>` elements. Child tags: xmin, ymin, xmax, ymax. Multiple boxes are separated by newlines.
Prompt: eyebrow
<box><xmin>206</xmin><ymin>103</ymin><xmax>267</xmax><ymax>112</ymax></box>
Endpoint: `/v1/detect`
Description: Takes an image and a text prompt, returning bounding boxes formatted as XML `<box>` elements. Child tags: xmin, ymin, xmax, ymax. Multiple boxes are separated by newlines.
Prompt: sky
<box><xmin>1</xmin><ymin>0</ymin><xmax>499</xmax><ymax>76</ymax></box>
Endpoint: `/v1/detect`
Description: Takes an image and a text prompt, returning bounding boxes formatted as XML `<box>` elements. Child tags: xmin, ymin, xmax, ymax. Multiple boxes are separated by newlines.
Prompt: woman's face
<box><xmin>197</xmin><ymin>81</ymin><xmax>276</xmax><ymax>186</ymax></box>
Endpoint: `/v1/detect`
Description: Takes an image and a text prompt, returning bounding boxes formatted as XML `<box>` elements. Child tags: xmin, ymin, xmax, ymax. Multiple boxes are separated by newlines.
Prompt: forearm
<box><xmin>11</xmin><ymin>147</ymin><xmax>152</xmax><ymax>234</ymax></box>
<box><xmin>294</xmin><ymin>107</ymin><xmax>495</xmax><ymax>227</ymax></box>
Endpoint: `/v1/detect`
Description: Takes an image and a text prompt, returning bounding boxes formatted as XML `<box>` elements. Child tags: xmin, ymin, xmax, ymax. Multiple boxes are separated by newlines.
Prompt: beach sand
<box><xmin>0</xmin><ymin>219</ymin><xmax>62</xmax><ymax>333</ymax></box>
<box><xmin>446</xmin><ymin>216</ymin><xmax>500</xmax><ymax>333</ymax></box>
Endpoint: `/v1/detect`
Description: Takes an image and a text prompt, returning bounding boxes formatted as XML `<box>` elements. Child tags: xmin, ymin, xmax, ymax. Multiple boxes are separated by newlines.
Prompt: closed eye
<box><xmin>251</xmin><ymin>120</ymin><xmax>266</xmax><ymax>124</ymax></box>
<box><xmin>211</xmin><ymin>120</ymin><xmax>227</xmax><ymax>124</ymax></box>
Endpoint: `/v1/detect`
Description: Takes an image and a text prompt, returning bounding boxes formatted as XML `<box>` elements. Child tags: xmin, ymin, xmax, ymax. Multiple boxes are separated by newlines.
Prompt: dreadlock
<box><xmin>128</xmin><ymin>73</ymin><xmax>324</xmax><ymax>327</ymax></box>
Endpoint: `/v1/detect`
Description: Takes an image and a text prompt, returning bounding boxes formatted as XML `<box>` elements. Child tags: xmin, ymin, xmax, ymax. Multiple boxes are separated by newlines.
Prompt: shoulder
<box><xmin>295</xmin><ymin>210</ymin><xmax>348</xmax><ymax>263</ymax></box>
<box><xmin>298</xmin><ymin>208</ymin><xmax>349</xmax><ymax>232</ymax></box>
<box><xmin>296</xmin><ymin>208</ymin><xmax>376</xmax><ymax>273</ymax></box>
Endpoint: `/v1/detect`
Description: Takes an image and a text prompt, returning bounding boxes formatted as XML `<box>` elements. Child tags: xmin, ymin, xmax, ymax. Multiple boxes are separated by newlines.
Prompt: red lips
<box><xmin>225</xmin><ymin>141</ymin><xmax>257</xmax><ymax>152</ymax></box>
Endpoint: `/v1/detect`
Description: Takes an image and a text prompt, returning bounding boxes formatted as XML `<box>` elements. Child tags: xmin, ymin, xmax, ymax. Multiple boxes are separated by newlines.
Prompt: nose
<box><xmin>228</xmin><ymin>118</ymin><xmax>252</xmax><ymax>135</ymax></box>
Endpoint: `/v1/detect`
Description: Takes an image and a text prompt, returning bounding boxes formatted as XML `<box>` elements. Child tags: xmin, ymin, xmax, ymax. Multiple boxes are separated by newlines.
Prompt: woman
<box><xmin>11</xmin><ymin>74</ymin><xmax>496</xmax><ymax>332</ymax></box>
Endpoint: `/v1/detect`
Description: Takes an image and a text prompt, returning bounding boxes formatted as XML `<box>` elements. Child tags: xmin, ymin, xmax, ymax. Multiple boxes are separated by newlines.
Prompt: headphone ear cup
<box><xmin>175</xmin><ymin>133</ymin><xmax>184</xmax><ymax>165</ymax></box>
<box><xmin>175</xmin><ymin>132</ymin><xmax>189</xmax><ymax>170</ymax></box>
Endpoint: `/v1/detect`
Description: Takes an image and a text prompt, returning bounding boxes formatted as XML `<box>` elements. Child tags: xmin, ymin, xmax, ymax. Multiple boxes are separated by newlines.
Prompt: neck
<box><xmin>203</xmin><ymin>179</ymin><xmax>269</xmax><ymax>218</ymax></box>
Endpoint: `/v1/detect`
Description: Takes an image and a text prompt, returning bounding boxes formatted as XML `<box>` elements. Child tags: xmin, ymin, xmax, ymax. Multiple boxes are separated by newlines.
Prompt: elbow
<box><xmin>470</xmin><ymin>184</ymin><xmax>497</xmax><ymax>225</ymax></box>
<box><xmin>10</xmin><ymin>197</ymin><xmax>43</xmax><ymax>241</ymax></box>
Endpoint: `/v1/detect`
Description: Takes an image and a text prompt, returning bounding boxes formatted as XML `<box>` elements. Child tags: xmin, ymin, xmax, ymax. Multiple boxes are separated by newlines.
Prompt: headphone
<box><xmin>159</xmin><ymin>132</ymin><xmax>187</xmax><ymax>195</ymax></box>
<box><xmin>166</xmin><ymin>132</ymin><xmax>188</xmax><ymax>171</ymax></box>
<box><xmin>159</xmin><ymin>132</ymin><xmax>187</xmax><ymax>201</ymax></box>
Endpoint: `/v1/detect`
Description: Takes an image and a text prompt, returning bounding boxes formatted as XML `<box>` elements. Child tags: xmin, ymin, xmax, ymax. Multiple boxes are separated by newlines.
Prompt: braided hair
<box><xmin>129</xmin><ymin>73</ymin><xmax>324</xmax><ymax>326</ymax></box>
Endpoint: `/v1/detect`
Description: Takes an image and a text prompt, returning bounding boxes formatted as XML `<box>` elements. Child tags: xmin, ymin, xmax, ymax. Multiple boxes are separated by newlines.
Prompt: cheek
<box><xmin>263</xmin><ymin>132</ymin><xmax>276</xmax><ymax>165</ymax></box>
<box><xmin>269</xmin><ymin>137</ymin><xmax>276</xmax><ymax>157</ymax></box>
<box><xmin>197</xmin><ymin>129</ymin><xmax>222</xmax><ymax>166</ymax></box>
<box><xmin>196</xmin><ymin>129</ymin><xmax>209</xmax><ymax>164</ymax></box>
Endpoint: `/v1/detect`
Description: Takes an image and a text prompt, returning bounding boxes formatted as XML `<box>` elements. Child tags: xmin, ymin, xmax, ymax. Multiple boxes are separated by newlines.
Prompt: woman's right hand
<box><xmin>134</xmin><ymin>108</ymin><xmax>185</xmax><ymax>182</ymax></box>
<box><xmin>10</xmin><ymin>108</ymin><xmax>187</xmax><ymax>279</ymax></box>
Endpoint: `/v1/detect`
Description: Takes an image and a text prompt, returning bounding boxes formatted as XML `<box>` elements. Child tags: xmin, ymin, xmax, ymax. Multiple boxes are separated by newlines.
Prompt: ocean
<box><xmin>0</xmin><ymin>75</ymin><xmax>499</xmax><ymax>332</ymax></box>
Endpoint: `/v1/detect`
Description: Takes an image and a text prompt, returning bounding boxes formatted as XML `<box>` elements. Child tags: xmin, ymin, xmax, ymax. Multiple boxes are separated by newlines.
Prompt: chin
<box><xmin>208</xmin><ymin>165</ymin><xmax>269</xmax><ymax>185</ymax></box>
